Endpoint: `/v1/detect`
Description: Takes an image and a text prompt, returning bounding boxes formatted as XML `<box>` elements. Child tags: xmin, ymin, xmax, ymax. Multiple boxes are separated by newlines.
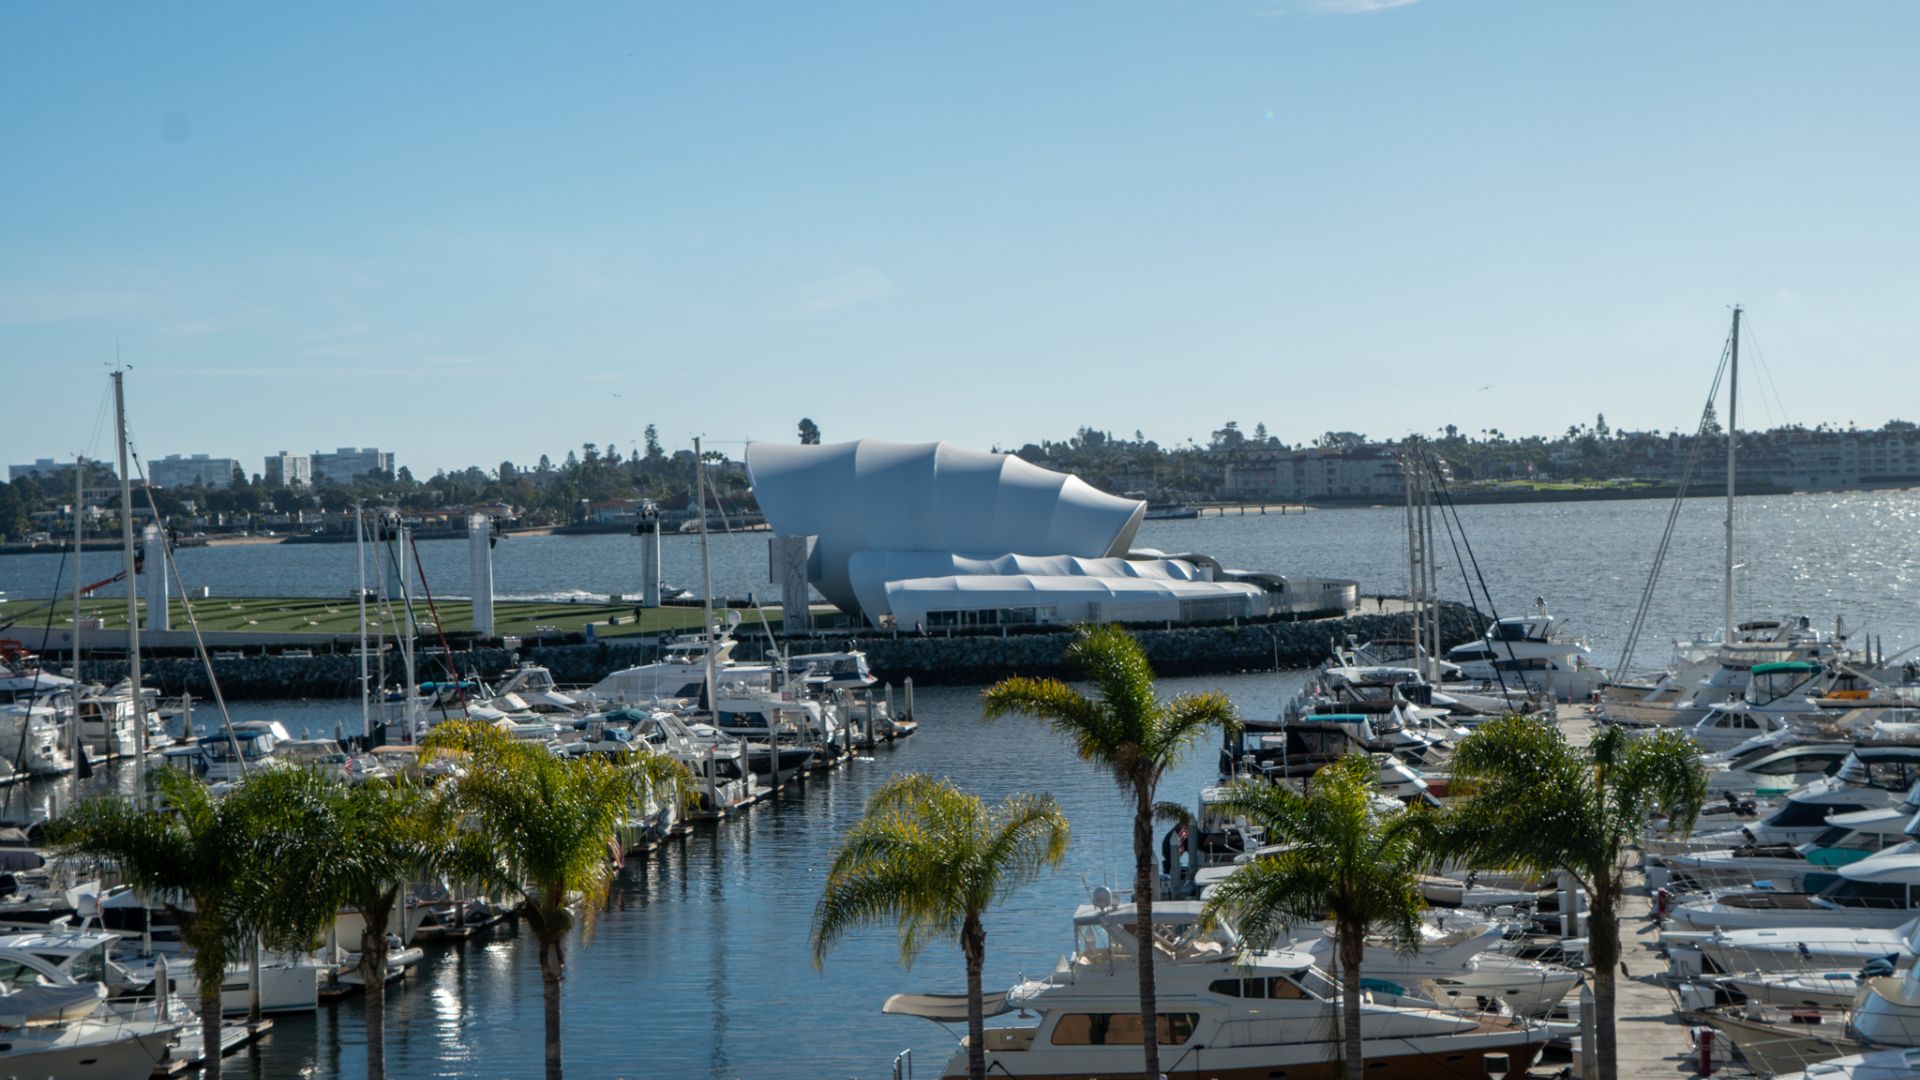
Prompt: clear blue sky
<box><xmin>3</xmin><ymin>1</ymin><xmax>1915</xmax><ymax>476</ymax></box>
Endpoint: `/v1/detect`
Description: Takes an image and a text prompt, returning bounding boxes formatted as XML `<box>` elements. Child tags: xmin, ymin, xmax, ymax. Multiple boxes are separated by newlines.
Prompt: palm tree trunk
<box><xmin>201</xmin><ymin>979</ymin><xmax>225</xmax><ymax>1080</ymax></box>
<box><xmin>1340</xmin><ymin>924</ymin><xmax>1366</xmax><ymax>1080</ymax></box>
<box><xmin>1132</xmin><ymin>786</ymin><xmax>1159</xmax><ymax>1080</ymax></box>
<box><xmin>540</xmin><ymin>931</ymin><xmax>566</xmax><ymax>1080</ymax></box>
<box><xmin>1587</xmin><ymin>876</ymin><xmax>1621</xmax><ymax>1080</ymax></box>
<box><xmin>963</xmin><ymin>914</ymin><xmax>987</xmax><ymax>1080</ymax></box>
<box><xmin>360</xmin><ymin>899</ymin><xmax>394</xmax><ymax>1080</ymax></box>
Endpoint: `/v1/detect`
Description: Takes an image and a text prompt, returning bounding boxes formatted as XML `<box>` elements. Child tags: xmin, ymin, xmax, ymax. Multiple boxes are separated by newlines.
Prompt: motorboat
<box><xmin>1599</xmin><ymin>617</ymin><xmax>1848</xmax><ymax>729</ymax></box>
<box><xmin>0</xmin><ymin>1015</ymin><xmax>181</xmax><ymax>1080</ymax></box>
<box><xmin>1661</xmin><ymin>783</ymin><xmax>1920</xmax><ymax>892</ymax></box>
<box><xmin>163</xmin><ymin>720</ymin><xmax>291</xmax><ymax>782</ymax></box>
<box><xmin>1665</xmin><ymin>841</ymin><xmax>1920</xmax><ymax>932</ymax></box>
<box><xmin>1443</xmin><ymin>601</ymin><xmax>1604</xmax><ymax>702</ymax></box>
<box><xmin>74</xmin><ymin>686</ymin><xmax>142</xmax><ymax>760</ymax></box>
<box><xmin>884</xmin><ymin>899</ymin><xmax>1561</xmax><ymax>1078</ymax></box>
<box><xmin>1844</xmin><ymin>959</ymin><xmax>1920</xmax><ymax>1046</ymax></box>
<box><xmin>583</xmin><ymin>630</ymin><xmax>770</xmax><ymax>706</ymax></box>
<box><xmin>1774</xmin><ymin>1047</ymin><xmax>1920</xmax><ymax>1080</ymax></box>
<box><xmin>1686</xmin><ymin>744</ymin><xmax>1920</xmax><ymax>852</ymax></box>
<box><xmin>1703</xmin><ymin>739</ymin><xmax>1853</xmax><ymax>798</ymax></box>
<box><xmin>1665</xmin><ymin>917</ymin><xmax>1919</xmax><ymax>980</ymax></box>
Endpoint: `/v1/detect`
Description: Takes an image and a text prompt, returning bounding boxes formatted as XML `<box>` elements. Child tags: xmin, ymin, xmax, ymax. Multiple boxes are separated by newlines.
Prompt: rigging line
<box><xmin>404</xmin><ymin>531</ymin><xmax>467</xmax><ymax>719</ymax></box>
<box><xmin>1</xmin><ymin>539</ymin><xmax>68</xmax><ymax>819</ymax></box>
<box><xmin>129</xmin><ymin>447</ymin><xmax>248</xmax><ymax>771</ymax></box>
<box><xmin>1740</xmin><ymin>313</ymin><xmax>1794</xmax><ymax>432</ymax></box>
<box><xmin>1420</xmin><ymin>452</ymin><xmax>1512</xmax><ymax>698</ymax></box>
<box><xmin>1616</xmin><ymin>334</ymin><xmax>1732</xmax><ymax>675</ymax></box>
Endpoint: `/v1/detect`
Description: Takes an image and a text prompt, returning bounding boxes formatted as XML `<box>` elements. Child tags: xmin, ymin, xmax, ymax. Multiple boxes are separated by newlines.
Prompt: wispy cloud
<box><xmin>0</xmin><ymin>287</ymin><xmax>156</xmax><ymax>326</ymax></box>
<box><xmin>1254</xmin><ymin>0</ymin><xmax>1417</xmax><ymax>16</ymax></box>
<box><xmin>785</xmin><ymin>265</ymin><xmax>896</xmax><ymax>315</ymax></box>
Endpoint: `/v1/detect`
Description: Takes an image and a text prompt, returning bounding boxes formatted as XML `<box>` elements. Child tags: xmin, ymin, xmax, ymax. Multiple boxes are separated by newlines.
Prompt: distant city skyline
<box><xmin>4</xmin><ymin>2</ymin><xmax>1917</xmax><ymax>475</ymax></box>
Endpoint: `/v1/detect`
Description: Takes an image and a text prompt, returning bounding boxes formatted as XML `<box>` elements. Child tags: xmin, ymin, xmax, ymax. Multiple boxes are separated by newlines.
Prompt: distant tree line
<box><xmin>4</xmin><ymin>414</ymin><xmax>1914</xmax><ymax>541</ymax></box>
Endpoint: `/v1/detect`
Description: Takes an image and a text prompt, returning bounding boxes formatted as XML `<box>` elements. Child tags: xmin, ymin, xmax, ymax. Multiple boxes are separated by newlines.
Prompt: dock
<box><xmin>1559</xmin><ymin>704</ymin><xmax>1710</xmax><ymax>1079</ymax></box>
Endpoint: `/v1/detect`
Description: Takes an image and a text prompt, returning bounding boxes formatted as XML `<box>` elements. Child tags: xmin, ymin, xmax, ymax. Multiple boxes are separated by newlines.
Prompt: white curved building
<box><xmin>748</xmin><ymin>440</ymin><xmax>1279</xmax><ymax>627</ymax></box>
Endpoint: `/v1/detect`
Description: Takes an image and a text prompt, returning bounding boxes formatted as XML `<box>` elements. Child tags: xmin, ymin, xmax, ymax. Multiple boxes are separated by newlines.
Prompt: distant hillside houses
<box><xmin>1216</xmin><ymin>447</ymin><xmax>1451</xmax><ymax>502</ymax></box>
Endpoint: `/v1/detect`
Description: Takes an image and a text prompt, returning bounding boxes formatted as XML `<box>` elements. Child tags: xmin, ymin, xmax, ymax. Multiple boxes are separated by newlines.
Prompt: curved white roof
<box><xmin>846</xmin><ymin>551</ymin><xmax>1209</xmax><ymax>619</ymax></box>
<box><xmin>748</xmin><ymin>440</ymin><xmax>1144</xmax><ymax>613</ymax></box>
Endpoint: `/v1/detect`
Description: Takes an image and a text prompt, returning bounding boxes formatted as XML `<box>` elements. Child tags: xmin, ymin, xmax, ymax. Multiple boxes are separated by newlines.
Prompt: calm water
<box><xmin>12</xmin><ymin>493</ymin><xmax>1920</xmax><ymax>1076</ymax></box>
<box><xmin>186</xmin><ymin>680</ymin><xmax>1306</xmax><ymax>1080</ymax></box>
<box><xmin>7</xmin><ymin>490</ymin><xmax>1919</xmax><ymax>665</ymax></box>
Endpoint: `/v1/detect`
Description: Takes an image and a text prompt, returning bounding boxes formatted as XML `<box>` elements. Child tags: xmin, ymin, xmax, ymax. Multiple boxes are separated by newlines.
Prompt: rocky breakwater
<box><xmin>849</xmin><ymin>603</ymin><xmax>1484</xmax><ymax>686</ymax></box>
<box><xmin>85</xmin><ymin>603</ymin><xmax>1485</xmax><ymax>699</ymax></box>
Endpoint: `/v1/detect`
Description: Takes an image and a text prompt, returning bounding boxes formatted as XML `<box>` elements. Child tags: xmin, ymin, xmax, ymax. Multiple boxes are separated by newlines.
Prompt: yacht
<box><xmin>600</xmin><ymin>708</ymin><xmax>760</xmax><ymax>818</ymax></box>
<box><xmin>1661</xmin><ymin>783</ymin><xmax>1920</xmax><ymax>893</ymax></box>
<box><xmin>1665</xmin><ymin>843</ymin><xmax>1920</xmax><ymax>932</ymax></box>
<box><xmin>0</xmin><ymin>1016</ymin><xmax>181</xmax><ymax>1080</ymax></box>
<box><xmin>1443</xmin><ymin>602</ymin><xmax>1604</xmax><ymax>702</ymax></box>
<box><xmin>1599</xmin><ymin>618</ymin><xmax>1846</xmax><ymax>729</ymax></box>
<box><xmin>164</xmin><ymin>720</ymin><xmax>291</xmax><ymax>782</ymax></box>
<box><xmin>1848</xmin><ymin>956</ymin><xmax>1920</xmax><ymax>1047</ymax></box>
<box><xmin>1703</xmin><ymin>739</ymin><xmax>1853</xmax><ymax>798</ymax></box>
<box><xmin>583</xmin><ymin>630</ymin><xmax>770</xmax><ymax>705</ymax></box>
<box><xmin>1684</xmin><ymin>744</ymin><xmax>1920</xmax><ymax>852</ymax></box>
<box><xmin>884</xmin><ymin>899</ymin><xmax>1559</xmax><ymax>1078</ymax></box>
<box><xmin>75</xmin><ymin>685</ymin><xmax>142</xmax><ymax>760</ymax></box>
<box><xmin>1775</xmin><ymin>1048</ymin><xmax>1920</xmax><ymax>1080</ymax></box>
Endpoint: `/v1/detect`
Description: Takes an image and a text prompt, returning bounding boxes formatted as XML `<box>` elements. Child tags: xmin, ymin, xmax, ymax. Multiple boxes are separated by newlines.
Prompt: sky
<box><xmin>3</xmin><ymin>1</ymin><xmax>1917</xmax><ymax>477</ymax></box>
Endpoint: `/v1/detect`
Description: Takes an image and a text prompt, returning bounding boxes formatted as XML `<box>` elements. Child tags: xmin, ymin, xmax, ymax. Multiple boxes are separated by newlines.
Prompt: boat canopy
<box><xmin>882</xmin><ymin>990</ymin><xmax>1013</xmax><ymax>1021</ymax></box>
<box><xmin>1753</xmin><ymin>661</ymin><xmax>1821</xmax><ymax>676</ymax></box>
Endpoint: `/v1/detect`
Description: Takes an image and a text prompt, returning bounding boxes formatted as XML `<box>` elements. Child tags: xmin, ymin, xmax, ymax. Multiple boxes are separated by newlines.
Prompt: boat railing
<box><xmin>891</xmin><ymin>1047</ymin><xmax>912</xmax><ymax>1080</ymax></box>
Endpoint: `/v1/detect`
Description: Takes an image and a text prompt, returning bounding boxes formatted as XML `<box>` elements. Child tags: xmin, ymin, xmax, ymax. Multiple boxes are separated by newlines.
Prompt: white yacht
<box><xmin>1665</xmin><ymin>844</ymin><xmax>1920</xmax><ymax>933</ymax></box>
<box><xmin>1775</xmin><ymin>1048</ymin><xmax>1920</xmax><ymax>1080</ymax></box>
<box><xmin>1686</xmin><ymin>744</ymin><xmax>1920</xmax><ymax>852</ymax></box>
<box><xmin>584</xmin><ymin>630</ymin><xmax>771</xmax><ymax>705</ymax></box>
<box><xmin>1444</xmin><ymin>602</ymin><xmax>1604</xmax><ymax>702</ymax></box>
<box><xmin>75</xmin><ymin>685</ymin><xmax>142</xmax><ymax>760</ymax></box>
<box><xmin>1661</xmin><ymin>783</ymin><xmax>1920</xmax><ymax>893</ymax></box>
<box><xmin>885</xmin><ymin>900</ymin><xmax>1560</xmax><ymax>1078</ymax></box>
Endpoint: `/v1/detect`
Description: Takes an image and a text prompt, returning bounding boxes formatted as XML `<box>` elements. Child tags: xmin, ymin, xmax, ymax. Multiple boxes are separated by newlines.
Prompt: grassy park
<box><xmin>0</xmin><ymin>596</ymin><xmax>775</xmax><ymax>640</ymax></box>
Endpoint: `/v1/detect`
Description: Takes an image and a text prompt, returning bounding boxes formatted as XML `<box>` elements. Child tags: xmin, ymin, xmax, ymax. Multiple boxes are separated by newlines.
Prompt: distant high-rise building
<box><xmin>264</xmin><ymin>451</ymin><xmax>312</xmax><ymax>488</ymax></box>
<box><xmin>7</xmin><ymin>458</ymin><xmax>73</xmax><ymax>482</ymax></box>
<box><xmin>149</xmin><ymin>454</ymin><xmax>241</xmax><ymax>490</ymax></box>
<box><xmin>311</xmin><ymin>447</ymin><xmax>395</xmax><ymax>483</ymax></box>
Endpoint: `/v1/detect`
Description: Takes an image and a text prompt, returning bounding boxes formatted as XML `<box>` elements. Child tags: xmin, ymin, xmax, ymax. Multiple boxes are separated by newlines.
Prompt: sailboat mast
<box><xmin>1724</xmin><ymin>306</ymin><xmax>1741</xmax><ymax>640</ymax></box>
<box><xmin>695</xmin><ymin>437</ymin><xmax>716</xmax><ymax>713</ymax></box>
<box><xmin>72</xmin><ymin>456</ymin><xmax>83</xmax><ymax>764</ymax></box>
<box><xmin>356</xmin><ymin>503</ymin><xmax>369</xmax><ymax>741</ymax></box>
<box><xmin>111</xmin><ymin>370</ymin><xmax>147</xmax><ymax>769</ymax></box>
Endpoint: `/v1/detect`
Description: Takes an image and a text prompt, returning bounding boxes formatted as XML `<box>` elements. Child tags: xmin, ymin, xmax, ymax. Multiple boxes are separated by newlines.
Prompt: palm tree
<box><xmin>1200</xmin><ymin>753</ymin><xmax>1428</xmax><ymax>1080</ymax></box>
<box><xmin>1440</xmin><ymin>717</ymin><xmax>1706</xmax><ymax>1080</ymax></box>
<box><xmin>811</xmin><ymin>774</ymin><xmax>1069</xmax><ymax>1080</ymax></box>
<box><xmin>427</xmin><ymin>721</ymin><xmax>680</xmax><ymax>1080</ymax></box>
<box><xmin>50</xmin><ymin>767</ymin><xmax>346</xmax><ymax>1080</ymax></box>
<box><xmin>982</xmin><ymin>623</ymin><xmax>1237</xmax><ymax>1079</ymax></box>
<box><xmin>324</xmin><ymin>777</ymin><xmax>456</xmax><ymax>1080</ymax></box>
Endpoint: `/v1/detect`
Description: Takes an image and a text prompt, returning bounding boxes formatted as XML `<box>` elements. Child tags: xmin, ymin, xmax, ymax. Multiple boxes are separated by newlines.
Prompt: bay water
<box><xmin>9</xmin><ymin>492</ymin><xmax>1920</xmax><ymax>1076</ymax></box>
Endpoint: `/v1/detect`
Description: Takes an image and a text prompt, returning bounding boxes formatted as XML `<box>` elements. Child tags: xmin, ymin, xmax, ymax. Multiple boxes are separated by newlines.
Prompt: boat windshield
<box><xmin>1837</xmin><ymin>755</ymin><xmax>1919</xmax><ymax>792</ymax></box>
<box><xmin>1819</xmin><ymin>877</ymin><xmax>1912</xmax><ymax>910</ymax></box>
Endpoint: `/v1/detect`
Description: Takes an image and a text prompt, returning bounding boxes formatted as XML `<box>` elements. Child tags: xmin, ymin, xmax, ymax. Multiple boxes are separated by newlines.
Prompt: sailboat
<box><xmin>1597</xmin><ymin>308</ymin><xmax>1856</xmax><ymax>728</ymax></box>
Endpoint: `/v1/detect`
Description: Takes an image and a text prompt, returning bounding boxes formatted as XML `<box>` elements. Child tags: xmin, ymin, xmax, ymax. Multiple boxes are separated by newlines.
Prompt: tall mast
<box><xmin>1724</xmin><ymin>306</ymin><xmax>1741</xmax><ymax>640</ymax></box>
<box><xmin>72</xmin><ymin>456</ymin><xmax>83</xmax><ymax>764</ymax></box>
<box><xmin>695</xmin><ymin>437</ymin><xmax>716</xmax><ymax>713</ymax></box>
<box><xmin>111</xmin><ymin>370</ymin><xmax>147</xmax><ymax>771</ymax></box>
<box><xmin>356</xmin><ymin>503</ymin><xmax>369</xmax><ymax>741</ymax></box>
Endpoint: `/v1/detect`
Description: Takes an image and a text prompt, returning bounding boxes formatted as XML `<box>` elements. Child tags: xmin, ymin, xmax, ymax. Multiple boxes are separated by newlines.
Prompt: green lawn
<box><xmin>0</xmin><ymin>596</ymin><xmax>772</xmax><ymax>638</ymax></box>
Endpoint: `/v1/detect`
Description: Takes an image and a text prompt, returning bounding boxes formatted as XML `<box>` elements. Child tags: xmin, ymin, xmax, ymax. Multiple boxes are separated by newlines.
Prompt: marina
<box><xmin>6</xmin><ymin>3</ymin><xmax>1917</xmax><ymax>1076</ymax></box>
